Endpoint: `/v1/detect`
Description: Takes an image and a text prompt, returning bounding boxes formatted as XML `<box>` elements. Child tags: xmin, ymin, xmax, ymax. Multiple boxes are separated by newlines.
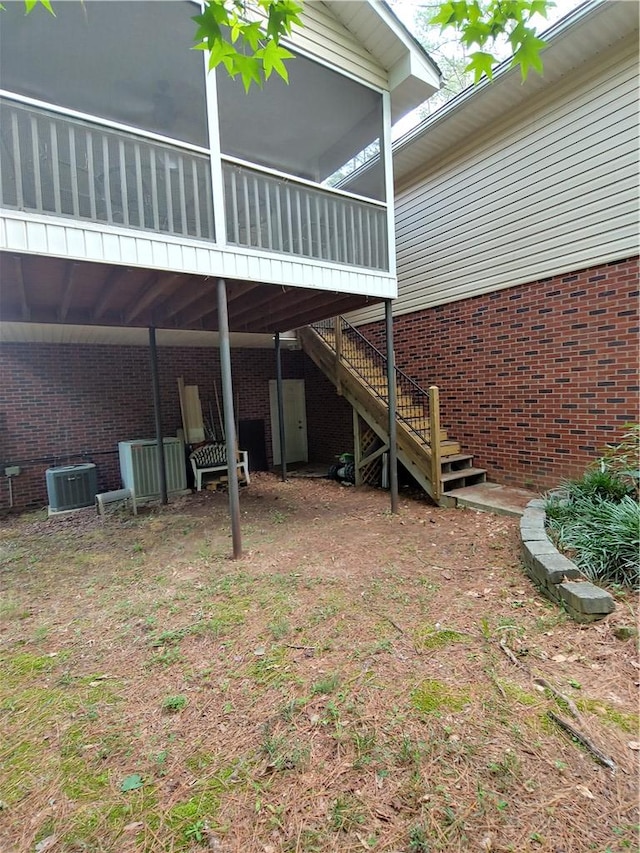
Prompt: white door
<box><xmin>269</xmin><ymin>379</ymin><xmax>308</xmax><ymax>466</ymax></box>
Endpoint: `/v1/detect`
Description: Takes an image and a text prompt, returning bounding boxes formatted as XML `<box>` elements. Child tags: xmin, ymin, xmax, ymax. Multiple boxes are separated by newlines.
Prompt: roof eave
<box><xmin>324</xmin><ymin>0</ymin><xmax>441</xmax><ymax>121</ymax></box>
<box><xmin>392</xmin><ymin>0</ymin><xmax>640</xmax><ymax>185</ymax></box>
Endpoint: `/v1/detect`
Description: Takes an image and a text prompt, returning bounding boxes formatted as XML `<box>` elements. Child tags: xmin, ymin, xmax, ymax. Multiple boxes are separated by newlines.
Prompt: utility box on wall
<box><xmin>46</xmin><ymin>463</ymin><xmax>98</xmax><ymax>512</ymax></box>
<box><xmin>118</xmin><ymin>438</ymin><xmax>187</xmax><ymax>500</ymax></box>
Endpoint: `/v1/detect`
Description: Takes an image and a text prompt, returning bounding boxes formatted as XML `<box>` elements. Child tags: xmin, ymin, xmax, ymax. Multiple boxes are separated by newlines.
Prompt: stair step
<box><xmin>441</xmin><ymin>468</ymin><xmax>487</xmax><ymax>490</ymax></box>
<box><xmin>440</xmin><ymin>453</ymin><xmax>475</xmax><ymax>474</ymax></box>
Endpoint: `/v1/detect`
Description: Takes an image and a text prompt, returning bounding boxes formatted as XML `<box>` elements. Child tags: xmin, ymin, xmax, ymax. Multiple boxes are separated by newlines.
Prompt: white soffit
<box><xmin>324</xmin><ymin>0</ymin><xmax>441</xmax><ymax>120</ymax></box>
<box><xmin>392</xmin><ymin>0</ymin><xmax>640</xmax><ymax>187</ymax></box>
<box><xmin>0</xmin><ymin>323</ymin><xmax>299</xmax><ymax>349</ymax></box>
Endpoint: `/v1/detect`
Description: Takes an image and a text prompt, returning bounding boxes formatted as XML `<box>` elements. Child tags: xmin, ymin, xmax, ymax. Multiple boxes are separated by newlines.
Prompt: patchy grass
<box><xmin>0</xmin><ymin>473</ymin><xmax>638</xmax><ymax>853</ymax></box>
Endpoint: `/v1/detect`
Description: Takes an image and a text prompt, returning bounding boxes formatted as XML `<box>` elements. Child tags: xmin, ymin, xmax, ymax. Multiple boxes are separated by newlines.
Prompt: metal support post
<box><xmin>148</xmin><ymin>326</ymin><xmax>168</xmax><ymax>505</ymax></box>
<box><xmin>217</xmin><ymin>278</ymin><xmax>242</xmax><ymax>559</ymax></box>
<box><xmin>275</xmin><ymin>332</ymin><xmax>287</xmax><ymax>482</ymax></box>
<box><xmin>385</xmin><ymin>300</ymin><xmax>399</xmax><ymax>514</ymax></box>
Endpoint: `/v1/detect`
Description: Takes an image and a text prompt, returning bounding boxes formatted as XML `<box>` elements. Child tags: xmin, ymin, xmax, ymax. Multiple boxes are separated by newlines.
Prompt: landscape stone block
<box><xmin>519</xmin><ymin>504</ymin><xmax>615</xmax><ymax>623</ymax></box>
<box><xmin>526</xmin><ymin>499</ymin><xmax>546</xmax><ymax>510</ymax></box>
<box><xmin>558</xmin><ymin>582</ymin><xmax>615</xmax><ymax>616</ymax></box>
<box><xmin>520</xmin><ymin>525</ymin><xmax>549</xmax><ymax>542</ymax></box>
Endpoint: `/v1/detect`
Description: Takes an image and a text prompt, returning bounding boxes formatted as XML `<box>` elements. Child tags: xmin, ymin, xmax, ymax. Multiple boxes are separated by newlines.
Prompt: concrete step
<box><xmin>445</xmin><ymin>482</ymin><xmax>540</xmax><ymax>517</ymax></box>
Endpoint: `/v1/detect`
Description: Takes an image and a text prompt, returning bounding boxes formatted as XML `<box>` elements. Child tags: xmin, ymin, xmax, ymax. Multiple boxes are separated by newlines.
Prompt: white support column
<box><xmin>203</xmin><ymin>55</ymin><xmax>227</xmax><ymax>247</ymax></box>
<box><xmin>382</xmin><ymin>90</ymin><xmax>396</xmax><ymax>280</ymax></box>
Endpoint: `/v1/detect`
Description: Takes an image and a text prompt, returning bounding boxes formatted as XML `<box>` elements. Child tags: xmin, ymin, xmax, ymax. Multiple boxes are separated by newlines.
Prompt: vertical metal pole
<box><xmin>148</xmin><ymin>327</ymin><xmax>168</xmax><ymax>506</ymax></box>
<box><xmin>275</xmin><ymin>332</ymin><xmax>287</xmax><ymax>482</ymax></box>
<box><xmin>353</xmin><ymin>408</ymin><xmax>362</xmax><ymax>487</ymax></box>
<box><xmin>385</xmin><ymin>300</ymin><xmax>399</xmax><ymax>513</ymax></box>
<box><xmin>217</xmin><ymin>278</ymin><xmax>242</xmax><ymax>559</ymax></box>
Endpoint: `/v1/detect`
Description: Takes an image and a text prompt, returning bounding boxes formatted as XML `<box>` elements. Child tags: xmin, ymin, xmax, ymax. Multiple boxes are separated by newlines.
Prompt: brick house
<box><xmin>1</xmin><ymin>0</ymin><xmax>638</xmax><ymax>514</ymax></box>
<box><xmin>0</xmin><ymin>0</ymin><xmax>440</xmax><ymax>513</ymax></box>
<box><xmin>347</xmin><ymin>0</ymin><xmax>639</xmax><ymax>493</ymax></box>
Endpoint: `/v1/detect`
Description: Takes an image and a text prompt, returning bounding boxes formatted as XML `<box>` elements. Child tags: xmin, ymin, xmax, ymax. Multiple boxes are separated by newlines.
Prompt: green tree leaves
<box><xmin>430</xmin><ymin>0</ymin><xmax>553</xmax><ymax>83</ymax></box>
<box><xmin>193</xmin><ymin>0</ymin><xmax>302</xmax><ymax>92</ymax></box>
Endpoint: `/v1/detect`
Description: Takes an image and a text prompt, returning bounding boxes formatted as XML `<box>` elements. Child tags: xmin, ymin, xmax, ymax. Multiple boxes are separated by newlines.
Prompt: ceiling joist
<box><xmin>13</xmin><ymin>255</ymin><xmax>30</xmax><ymax>321</ymax></box>
<box><xmin>93</xmin><ymin>268</ymin><xmax>128</xmax><ymax>320</ymax></box>
<box><xmin>0</xmin><ymin>252</ymin><xmax>380</xmax><ymax>336</ymax></box>
<box><xmin>162</xmin><ymin>278</ymin><xmax>214</xmax><ymax>320</ymax></box>
<box><xmin>124</xmin><ymin>272</ymin><xmax>179</xmax><ymax>324</ymax></box>
<box><xmin>58</xmin><ymin>263</ymin><xmax>79</xmax><ymax>322</ymax></box>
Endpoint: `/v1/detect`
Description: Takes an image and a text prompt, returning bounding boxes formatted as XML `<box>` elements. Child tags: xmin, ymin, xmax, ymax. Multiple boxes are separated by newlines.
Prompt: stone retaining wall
<box><xmin>520</xmin><ymin>499</ymin><xmax>615</xmax><ymax>622</ymax></box>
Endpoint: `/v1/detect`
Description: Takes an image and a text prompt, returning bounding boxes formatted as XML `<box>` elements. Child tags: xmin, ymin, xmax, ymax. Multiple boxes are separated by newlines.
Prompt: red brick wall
<box><xmin>359</xmin><ymin>257</ymin><xmax>639</xmax><ymax>491</ymax></box>
<box><xmin>0</xmin><ymin>343</ymin><xmax>351</xmax><ymax>511</ymax></box>
<box><xmin>305</xmin><ymin>365</ymin><xmax>353</xmax><ymax>464</ymax></box>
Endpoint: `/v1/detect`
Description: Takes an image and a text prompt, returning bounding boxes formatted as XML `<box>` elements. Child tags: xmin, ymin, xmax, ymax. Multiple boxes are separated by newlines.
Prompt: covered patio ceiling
<box><xmin>0</xmin><ymin>252</ymin><xmax>383</xmax><ymax>335</ymax></box>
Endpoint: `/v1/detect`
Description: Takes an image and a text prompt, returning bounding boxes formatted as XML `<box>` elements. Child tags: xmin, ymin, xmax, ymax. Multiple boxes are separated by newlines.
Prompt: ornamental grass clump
<box><xmin>545</xmin><ymin>427</ymin><xmax>640</xmax><ymax>590</ymax></box>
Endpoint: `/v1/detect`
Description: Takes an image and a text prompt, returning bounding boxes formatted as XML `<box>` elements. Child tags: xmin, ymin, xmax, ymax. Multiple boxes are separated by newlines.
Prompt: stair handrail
<box><xmin>311</xmin><ymin>316</ymin><xmax>436</xmax><ymax>447</ymax></box>
<box><xmin>313</xmin><ymin>317</ymin><xmax>430</xmax><ymax>399</ymax></box>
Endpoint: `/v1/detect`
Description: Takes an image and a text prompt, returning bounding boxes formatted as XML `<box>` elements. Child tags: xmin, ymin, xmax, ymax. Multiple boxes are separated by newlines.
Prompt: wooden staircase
<box><xmin>298</xmin><ymin>318</ymin><xmax>486</xmax><ymax>506</ymax></box>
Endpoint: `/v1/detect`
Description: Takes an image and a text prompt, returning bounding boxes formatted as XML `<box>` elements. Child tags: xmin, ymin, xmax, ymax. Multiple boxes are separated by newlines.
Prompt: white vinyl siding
<box><xmin>288</xmin><ymin>1</ymin><xmax>388</xmax><ymax>89</ymax></box>
<box><xmin>349</xmin><ymin>35</ymin><xmax>639</xmax><ymax>325</ymax></box>
<box><xmin>0</xmin><ymin>210</ymin><xmax>395</xmax><ymax>300</ymax></box>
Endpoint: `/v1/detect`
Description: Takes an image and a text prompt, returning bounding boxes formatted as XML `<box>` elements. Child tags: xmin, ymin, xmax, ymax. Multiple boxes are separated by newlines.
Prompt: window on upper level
<box><xmin>217</xmin><ymin>49</ymin><xmax>386</xmax><ymax>203</ymax></box>
<box><xmin>0</xmin><ymin>0</ymin><xmax>208</xmax><ymax>148</ymax></box>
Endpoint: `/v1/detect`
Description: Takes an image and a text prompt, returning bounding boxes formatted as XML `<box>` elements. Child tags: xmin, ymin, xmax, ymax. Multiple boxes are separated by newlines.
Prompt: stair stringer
<box><xmin>340</xmin><ymin>383</ymin><xmax>438</xmax><ymax>504</ymax></box>
<box><xmin>298</xmin><ymin>326</ymin><xmax>441</xmax><ymax>505</ymax></box>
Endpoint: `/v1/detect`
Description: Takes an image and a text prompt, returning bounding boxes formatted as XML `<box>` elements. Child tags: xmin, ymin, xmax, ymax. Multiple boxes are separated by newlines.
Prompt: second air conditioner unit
<box><xmin>118</xmin><ymin>438</ymin><xmax>187</xmax><ymax>500</ymax></box>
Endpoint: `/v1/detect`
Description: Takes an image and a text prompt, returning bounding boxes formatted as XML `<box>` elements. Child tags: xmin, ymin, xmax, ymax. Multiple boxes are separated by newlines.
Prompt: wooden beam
<box><xmin>58</xmin><ymin>262</ymin><xmax>78</xmax><ymax>322</ymax></box>
<box><xmin>385</xmin><ymin>299</ymin><xmax>398</xmax><ymax>514</ymax></box>
<box><xmin>227</xmin><ymin>281</ymin><xmax>262</xmax><ymax>304</ymax></box>
<box><xmin>353</xmin><ymin>409</ymin><xmax>362</xmax><ymax>486</ymax></box>
<box><xmin>125</xmin><ymin>272</ymin><xmax>179</xmax><ymax>324</ymax></box>
<box><xmin>189</xmin><ymin>281</ymin><xmax>262</xmax><ymax>329</ymax></box>
<box><xmin>250</xmin><ymin>293</ymin><xmax>367</xmax><ymax>334</ymax></box>
<box><xmin>257</xmin><ymin>290</ymin><xmax>332</xmax><ymax>330</ymax></box>
<box><xmin>228</xmin><ymin>287</ymin><xmax>285</xmax><ymax>327</ymax></box>
<box><xmin>93</xmin><ymin>267</ymin><xmax>127</xmax><ymax>320</ymax></box>
<box><xmin>13</xmin><ymin>255</ymin><xmax>30</xmax><ymax>321</ymax></box>
<box><xmin>162</xmin><ymin>277</ymin><xmax>211</xmax><ymax>319</ymax></box>
<box><xmin>177</xmin><ymin>291</ymin><xmax>218</xmax><ymax>326</ymax></box>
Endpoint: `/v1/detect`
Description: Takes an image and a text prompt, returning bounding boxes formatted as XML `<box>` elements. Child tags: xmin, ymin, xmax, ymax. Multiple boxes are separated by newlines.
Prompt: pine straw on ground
<box><xmin>0</xmin><ymin>473</ymin><xmax>638</xmax><ymax>853</ymax></box>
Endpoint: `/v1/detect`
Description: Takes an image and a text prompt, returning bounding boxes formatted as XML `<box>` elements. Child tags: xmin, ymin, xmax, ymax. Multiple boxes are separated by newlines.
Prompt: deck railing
<box><xmin>222</xmin><ymin>160</ymin><xmax>389</xmax><ymax>271</ymax></box>
<box><xmin>1</xmin><ymin>97</ymin><xmax>389</xmax><ymax>271</ymax></box>
<box><xmin>0</xmin><ymin>97</ymin><xmax>215</xmax><ymax>240</ymax></box>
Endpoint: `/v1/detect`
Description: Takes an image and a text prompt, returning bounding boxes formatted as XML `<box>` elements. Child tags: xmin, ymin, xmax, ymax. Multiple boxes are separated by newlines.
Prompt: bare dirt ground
<box><xmin>0</xmin><ymin>474</ymin><xmax>638</xmax><ymax>853</ymax></box>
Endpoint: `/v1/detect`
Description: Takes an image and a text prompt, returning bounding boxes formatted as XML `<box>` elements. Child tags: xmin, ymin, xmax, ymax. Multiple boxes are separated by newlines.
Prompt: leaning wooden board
<box><xmin>177</xmin><ymin>377</ymin><xmax>205</xmax><ymax>444</ymax></box>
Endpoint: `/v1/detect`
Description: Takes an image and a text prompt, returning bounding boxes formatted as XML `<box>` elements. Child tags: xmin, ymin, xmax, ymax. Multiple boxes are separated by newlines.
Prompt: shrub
<box><xmin>599</xmin><ymin>424</ymin><xmax>640</xmax><ymax>498</ymax></box>
<box><xmin>564</xmin><ymin>468</ymin><xmax>633</xmax><ymax>502</ymax></box>
<box><xmin>544</xmin><ymin>426</ymin><xmax>639</xmax><ymax>590</ymax></box>
<box><xmin>547</xmin><ymin>495</ymin><xmax>639</xmax><ymax>589</ymax></box>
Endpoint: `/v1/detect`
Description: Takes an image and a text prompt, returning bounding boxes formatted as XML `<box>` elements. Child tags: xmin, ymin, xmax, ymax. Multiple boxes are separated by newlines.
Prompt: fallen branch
<box><xmin>499</xmin><ymin>639</ymin><xmax>526</xmax><ymax>670</ymax></box>
<box><xmin>533</xmin><ymin>676</ymin><xmax>581</xmax><ymax>720</ymax></box>
<box><xmin>369</xmin><ymin>609</ymin><xmax>405</xmax><ymax>636</ymax></box>
<box><xmin>547</xmin><ymin>711</ymin><xmax>617</xmax><ymax>772</ymax></box>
